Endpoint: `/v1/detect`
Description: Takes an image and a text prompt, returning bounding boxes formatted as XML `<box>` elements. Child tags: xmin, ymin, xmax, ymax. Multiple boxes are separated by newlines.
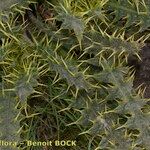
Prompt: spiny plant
<box><xmin>0</xmin><ymin>0</ymin><xmax>150</xmax><ymax>150</ymax></box>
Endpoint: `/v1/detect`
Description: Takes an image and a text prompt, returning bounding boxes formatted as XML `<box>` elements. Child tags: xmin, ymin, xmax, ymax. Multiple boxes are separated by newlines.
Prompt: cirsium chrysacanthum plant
<box><xmin>0</xmin><ymin>0</ymin><xmax>150</xmax><ymax>149</ymax></box>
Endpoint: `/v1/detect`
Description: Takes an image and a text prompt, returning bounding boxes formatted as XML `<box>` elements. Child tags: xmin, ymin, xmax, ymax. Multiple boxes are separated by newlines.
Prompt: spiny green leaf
<box><xmin>115</xmin><ymin>96</ymin><xmax>147</xmax><ymax>115</ymax></box>
<box><xmin>0</xmin><ymin>95</ymin><xmax>20</xmax><ymax>150</ymax></box>
<box><xmin>136</xmin><ymin>130</ymin><xmax>150</xmax><ymax>150</ymax></box>
<box><xmin>125</xmin><ymin>112</ymin><xmax>150</xmax><ymax>131</ymax></box>
<box><xmin>38</xmin><ymin>45</ymin><xmax>89</xmax><ymax>90</ymax></box>
<box><xmin>126</xmin><ymin>112</ymin><xmax>150</xmax><ymax>149</ymax></box>
<box><xmin>99</xmin><ymin>128</ymin><xmax>133</xmax><ymax>150</ymax></box>
<box><xmin>59</xmin><ymin>14</ymin><xmax>84</xmax><ymax>43</ymax></box>
<box><xmin>0</xmin><ymin>0</ymin><xmax>35</xmax><ymax>15</ymax></box>
<box><xmin>15</xmin><ymin>74</ymin><xmax>38</xmax><ymax>102</ymax></box>
<box><xmin>107</xmin><ymin>0</ymin><xmax>150</xmax><ymax>31</ymax></box>
<box><xmin>0</xmin><ymin>0</ymin><xmax>20</xmax><ymax>11</ymax></box>
<box><xmin>83</xmin><ymin>30</ymin><xmax>143</xmax><ymax>55</ymax></box>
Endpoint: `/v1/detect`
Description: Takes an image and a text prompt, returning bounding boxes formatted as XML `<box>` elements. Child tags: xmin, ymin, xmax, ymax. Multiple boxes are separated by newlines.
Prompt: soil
<box><xmin>132</xmin><ymin>44</ymin><xmax>150</xmax><ymax>98</ymax></box>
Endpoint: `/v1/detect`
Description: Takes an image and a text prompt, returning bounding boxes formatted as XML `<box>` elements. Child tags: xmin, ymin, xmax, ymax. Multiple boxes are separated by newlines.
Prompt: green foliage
<box><xmin>106</xmin><ymin>0</ymin><xmax>150</xmax><ymax>31</ymax></box>
<box><xmin>0</xmin><ymin>0</ymin><xmax>150</xmax><ymax>150</ymax></box>
<box><xmin>0</xmin><ymin>95</ymin><xmax>20</xmax><ymax>150</ymax></box>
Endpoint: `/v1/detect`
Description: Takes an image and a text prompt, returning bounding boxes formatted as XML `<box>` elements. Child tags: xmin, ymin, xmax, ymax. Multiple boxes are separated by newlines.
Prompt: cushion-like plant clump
<box><xmin>0</xmin><ymin>0</ymin><xmax>150</xmax><ymax>150</ymax></box>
